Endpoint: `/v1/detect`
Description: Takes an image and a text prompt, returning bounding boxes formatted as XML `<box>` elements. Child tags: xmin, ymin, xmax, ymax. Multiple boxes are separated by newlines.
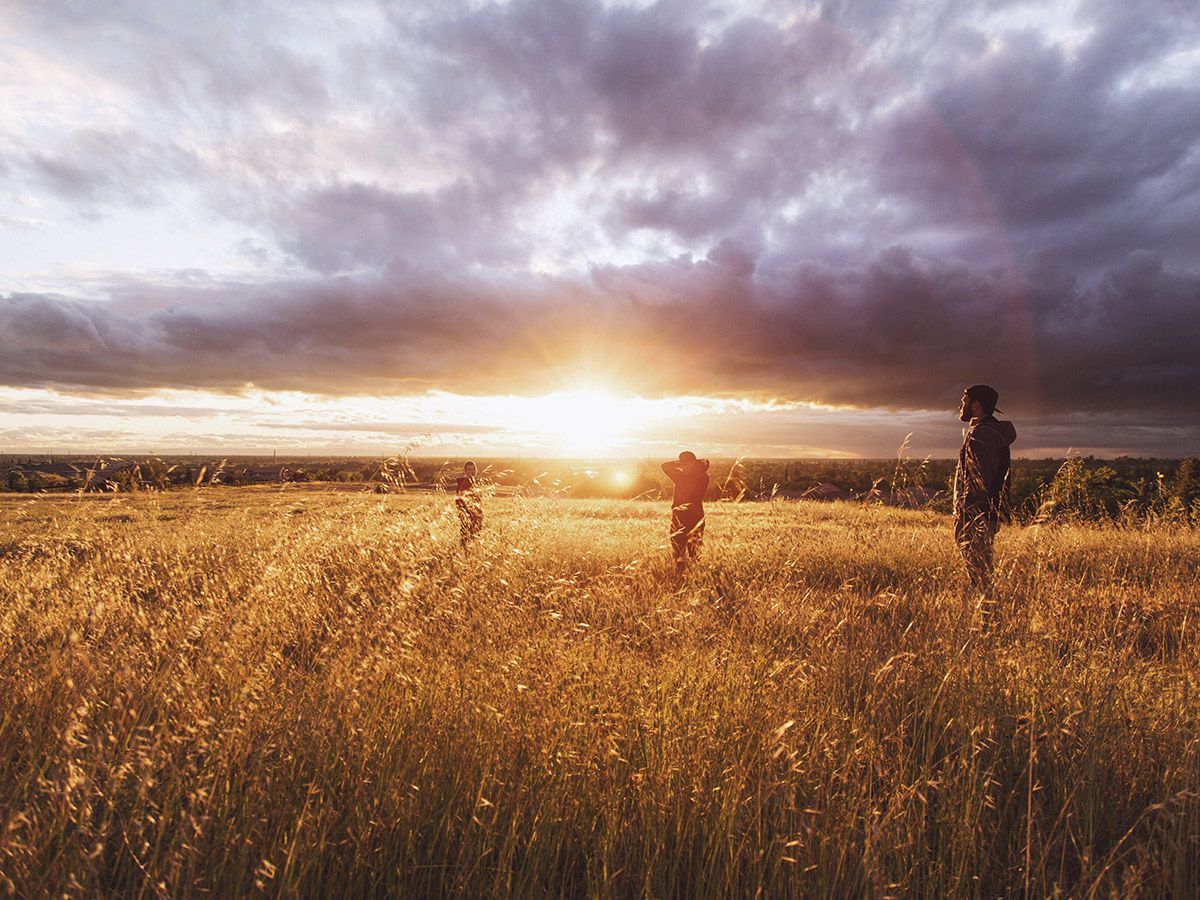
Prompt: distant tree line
<box><xmin>3</xmin><ymin>454</ymin><xmax>1198</xmax><ymax>523</ymax></box>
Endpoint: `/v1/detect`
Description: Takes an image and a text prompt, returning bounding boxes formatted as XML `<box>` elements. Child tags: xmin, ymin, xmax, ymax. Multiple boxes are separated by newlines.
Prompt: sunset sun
<box><xmin>518</xmin><ymin>389</ymin><xmax>646</xmax><ymax>456</ymax></box>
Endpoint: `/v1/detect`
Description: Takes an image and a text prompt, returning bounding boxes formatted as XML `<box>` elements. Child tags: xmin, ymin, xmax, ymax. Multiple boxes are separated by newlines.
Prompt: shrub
<box><xmin>1040</xmin><ymin>458</ymin><xmax>1126</xmax><ymax>520</ymax></box>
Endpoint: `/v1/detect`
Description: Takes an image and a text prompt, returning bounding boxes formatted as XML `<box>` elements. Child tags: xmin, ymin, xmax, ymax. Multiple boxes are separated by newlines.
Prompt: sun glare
<box><xmin>517</xmin><ymin>389</ymin><xmax>644</xmax><ymax>456</ymax></box>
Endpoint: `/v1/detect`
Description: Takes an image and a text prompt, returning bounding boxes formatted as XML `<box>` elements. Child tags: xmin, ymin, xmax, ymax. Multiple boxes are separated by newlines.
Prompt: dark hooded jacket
<box><xmin>954</xmin><ymin>416</ymin><xmax>1017</xmax><ymax>522</ymax></box>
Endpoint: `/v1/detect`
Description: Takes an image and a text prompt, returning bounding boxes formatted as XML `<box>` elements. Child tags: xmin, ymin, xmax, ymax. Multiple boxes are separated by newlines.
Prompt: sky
<box><xmin>1</xmin><ymin>0</ymin><xmax>1198</xmax><ymax>459</ymax></box>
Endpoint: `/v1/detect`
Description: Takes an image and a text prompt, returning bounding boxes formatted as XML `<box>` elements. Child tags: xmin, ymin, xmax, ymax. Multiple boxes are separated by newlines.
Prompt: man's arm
<box><xmin>661</xmin><ymin>461</ymin><xmax>683</xmax><ymax>482</ymax></box>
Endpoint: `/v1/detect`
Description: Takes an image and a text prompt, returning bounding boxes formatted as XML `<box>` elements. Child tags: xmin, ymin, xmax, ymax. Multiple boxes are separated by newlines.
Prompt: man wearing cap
<box><xmin>954</xmin><ymin>385</ymin><xmax>1017</xmax><ymax>599</ymax></box>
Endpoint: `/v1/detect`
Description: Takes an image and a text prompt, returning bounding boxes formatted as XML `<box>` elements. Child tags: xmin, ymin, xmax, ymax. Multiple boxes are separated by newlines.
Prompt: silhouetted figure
<box><xmin>954</xmin><ymin>386</ymin><xmax>1016</xmax><ymax>603</ymax></box>
<box><xmin>661</xmin><ymin>451</ymin><xmax>710</xmax><ymax>575</ymax></box>
<box><xmin>456</xmin><ymin>461</ymin><xmax>483</xmax><ymax>546</ymax></box>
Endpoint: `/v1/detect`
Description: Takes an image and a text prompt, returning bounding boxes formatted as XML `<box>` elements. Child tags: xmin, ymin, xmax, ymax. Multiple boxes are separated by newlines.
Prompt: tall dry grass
<box><xmin>0</xmin><ymin>488</ymin><xmax>1197</xmax><ymax>897</ymax></box>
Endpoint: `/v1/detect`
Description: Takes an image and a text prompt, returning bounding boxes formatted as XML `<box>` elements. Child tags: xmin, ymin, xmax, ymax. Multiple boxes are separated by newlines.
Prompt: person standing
<box><xmin>661</xmin><ymin>451</ymin><xmax>710</xmax><ymax>575</ymax></box>
<box><xmin>954</xmin><ymin>386</ymin><xmax>1017</xmax><ymax>599</ymax></box>
<box><xmin>455</xmin><ymin>461</ymin><xmax>483</xmax><ymax>546</ymax></box>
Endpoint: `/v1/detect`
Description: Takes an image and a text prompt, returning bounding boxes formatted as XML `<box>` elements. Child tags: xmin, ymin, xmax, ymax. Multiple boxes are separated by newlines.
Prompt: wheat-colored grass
<box><xmin>0</xmin><ymin>488</ymin><xmax>1197</xmax><ymax>897</ymax></box>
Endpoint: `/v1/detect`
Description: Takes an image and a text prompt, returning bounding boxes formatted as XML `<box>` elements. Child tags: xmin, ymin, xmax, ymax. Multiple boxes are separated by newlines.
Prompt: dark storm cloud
<box><xmin>906</xmin><ymin>17</ymin><xmax>1200</xmax><ymax>271</ymax></box>
<box><xmin>2</xmin><ymin>244</ymin><xmax>1197</xmax><ymax>420</ymax></box>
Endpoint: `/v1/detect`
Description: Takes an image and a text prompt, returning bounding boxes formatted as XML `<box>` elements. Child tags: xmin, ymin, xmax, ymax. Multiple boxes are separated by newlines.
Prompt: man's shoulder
<box><xmin>969</xmin><ymin>418</ymin><xmax>1016</xmax><ymax>446</ymax></box>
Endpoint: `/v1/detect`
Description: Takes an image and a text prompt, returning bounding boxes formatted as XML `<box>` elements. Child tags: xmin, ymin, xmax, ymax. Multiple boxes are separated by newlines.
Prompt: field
<box><xmin>1</xmin><ymin>488</ymin><xmax>1198</xmax><ymax>897</ymax></box>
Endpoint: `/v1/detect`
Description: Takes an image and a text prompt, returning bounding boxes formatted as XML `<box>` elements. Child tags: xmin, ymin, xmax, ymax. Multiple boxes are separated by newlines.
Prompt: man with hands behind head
<box><xmin>661</xmin><ymin>451</ymin><xmax>710</xmax><ymax>576</ymax></box>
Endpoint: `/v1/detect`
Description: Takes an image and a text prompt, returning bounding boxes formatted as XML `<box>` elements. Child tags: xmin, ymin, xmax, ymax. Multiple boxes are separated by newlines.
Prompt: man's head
<box><xmin>959</xmin><ymin>385</ymin><xmax>1000</xmax><ymax>422</ymax></box>
<box><xmin>464</xmin><ymin>461</ymin><xmax>477</xmax><ymax>476</ymax></box>
<box><xmin>678</xmin><ymin>451</ymin><xmax>697</xmax><ymax>465</ymax></box>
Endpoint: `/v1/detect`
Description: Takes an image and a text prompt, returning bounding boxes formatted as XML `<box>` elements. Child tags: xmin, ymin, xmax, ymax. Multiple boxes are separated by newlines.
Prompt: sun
<box><xmin>518</xmin><ymin>389</ymin><xmax>644</xmax><ymax>456</ymax></box>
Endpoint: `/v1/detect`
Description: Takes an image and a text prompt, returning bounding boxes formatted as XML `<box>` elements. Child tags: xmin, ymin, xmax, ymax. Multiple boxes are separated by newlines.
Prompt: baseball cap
<box><xmin>964</xmin><ymin>384</ymin><xmax>1002</xmax><ymax>414</ymax></box>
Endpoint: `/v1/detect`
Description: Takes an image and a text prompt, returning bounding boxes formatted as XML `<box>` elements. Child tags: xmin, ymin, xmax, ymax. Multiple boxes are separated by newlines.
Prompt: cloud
<box><xmin>24</xmin><ymin>129</ymin><xmax>198</xmax><ymax>208</ymax></box>
<box><xmin>1</xmin><ymin>0</ymin><xmax>1198</xmax><ymax>456</ymax></box>
<box><xmin>259</xmin><ymin>421</ymin><xmax>504</xmax><ymax>436</ymax></box>
<box><xmin>910</xmin><ymin>20</ymin><xmax>1200</xmax><ymax>271</ymax></box>
<box><xmin>2</xmin><ymin>242</ymin><xmax>1197</xmax><ymax>421</ymax></box>
<box><xmin>8</xmin><ymin>0</ymin><xmax>1196</xmax><ymax>279</ymax></box>
<box><xmin>275</xmin><ymin>181</ymin><xmax>533</xmax><ymax>274</ymax></box>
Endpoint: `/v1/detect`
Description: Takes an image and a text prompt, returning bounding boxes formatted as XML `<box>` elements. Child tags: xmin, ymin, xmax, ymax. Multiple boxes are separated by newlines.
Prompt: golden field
<box><xmin>1</xmin><ymin>488</ymin><xmax>1197</xmax><ymax>897</ymax></box>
